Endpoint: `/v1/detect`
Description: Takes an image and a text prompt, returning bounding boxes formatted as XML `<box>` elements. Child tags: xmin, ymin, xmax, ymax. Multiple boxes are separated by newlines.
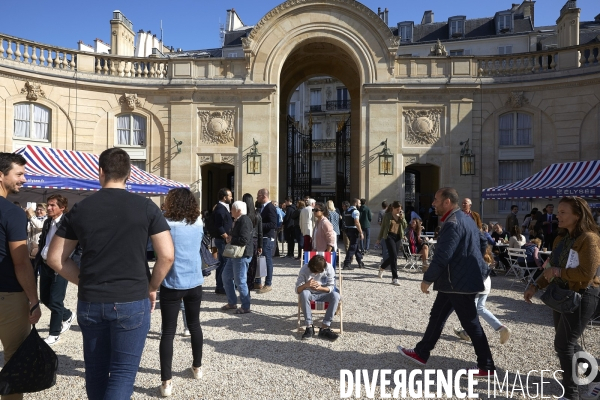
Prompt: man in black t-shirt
<box><xmin>0</xmin><ymin>153</ymin><xmax>42</xmax><ymax>399</ymax></box>
<box><xmin>47</xmin><ymin>148</ymin><xmax>174</xmax><ymax>400</ymax></box>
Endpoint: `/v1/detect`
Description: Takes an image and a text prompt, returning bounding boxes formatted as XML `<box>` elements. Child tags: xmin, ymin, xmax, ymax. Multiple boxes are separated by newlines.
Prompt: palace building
<box><xmin>0</xmin><ymin>0</ymin><xmax>599</xmax><ymax>219</ymax></box>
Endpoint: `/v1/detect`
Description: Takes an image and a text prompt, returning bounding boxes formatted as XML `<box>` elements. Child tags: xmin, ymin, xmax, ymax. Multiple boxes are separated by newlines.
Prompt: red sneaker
<box><xmin>397</xmin><ymin>346</ymin><xmax>426</xmax><ymax>366</ymax></box>
<box><xmin>468</xmin><ymin>368</ymin><xmax>496</xmax><ymax>379</ymax></box>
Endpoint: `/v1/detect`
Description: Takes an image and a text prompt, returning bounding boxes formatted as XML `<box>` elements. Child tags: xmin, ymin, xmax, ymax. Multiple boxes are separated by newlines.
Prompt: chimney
<box><xmin>421</xmin><ymin>11</ymin><xmax>434</xmax><ymax>25</ymax></box>
<box><xmin>110</xmin><ymin>10</ymin><xmax>135</xmax><ymax>56</ymax></box>
<box><xmin>378</xmin><ymin>7</ymin><xmax>389</xmax><ymax>25</ymax></box>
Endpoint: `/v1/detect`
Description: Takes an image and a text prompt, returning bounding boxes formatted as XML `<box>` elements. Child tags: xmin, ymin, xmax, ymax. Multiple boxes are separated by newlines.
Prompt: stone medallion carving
<box><xmin>429</xmin><ymin>39</ymin><xmax>447</xmax><ymax>56</ymax></box>
<box><xmin>403</xmin><ymin>109</ymin><xmax>442</xmax><ymax>145</ymax></box>
<box><xmin>222</xmin><ymin>155</ymin><xmax>236</xmax><ymax>166</ymax></box>
<box><xmin>199</xmin><ymin>110</ymin><xmax>235</xmax><ymax>144</ymax></box>
<box><xmin>505</xmin><ymin>91</ymin><xmax>529</xmax><ymax>108</ymax></box>
<box><xmin>21</xmin><ymin>81</ymin><xmax>45</xmax><ymax>101</ymax></box>
<box><xmin>119</xmin><ymin>93</ymin><xmax>141</xmax><ymax>110</ymax></box>
<box><xmin>404</xmin><ymin>156</ymin><xmax>418</xmax><ymax>166</ymax></box>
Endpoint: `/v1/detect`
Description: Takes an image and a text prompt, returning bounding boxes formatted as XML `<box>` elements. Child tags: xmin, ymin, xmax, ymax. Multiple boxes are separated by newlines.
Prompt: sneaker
<box><xmin>467</xmin><ymin>368</ymin><xmax>496</xmax><ymax>379</ymax></box>
<box><xmin>342</xmin><ymin>265</ymin><xmax>355</xmax><ymax>270</ymax></box>
<box><xmin>191</xmin><ymin>366</ymin><xmax>202</xmax><ymax>379</ymax></box>
<box><xmin>581</xmin><ymin>383</ymin><xmax>600</xmax><ymax>400</ymax></box>
<box><xmin>44</xmin><ymin>335</ymin><xmax>60</xmax><ymax>345</ymax></box>
<box><xmin>397</xmin><ymin>346</ymin><xmax>426</xmax><ymax>366</ymax></box>
<box><xmin>302</xmin><ymin>326</ymin><xmax>315</xmax><ymax>340</ymax></box>
<box><xmin>392</xmin><ymin>279</ymin><xmax>401</xmax><ymax>286</ymax></box>
<box><xmin>182</xmin><ymin>329</ymin><xmax>191</xmax><ymax>337</ymax></box>
<box><xmin>317</xmin><ymin>327</ymin><xmax>339</xmax><ymax>341</ymax></box>
<box><xmin>60</xmin><ymin>313</ymin><xmax>75</xmax><ymax>334</ymax></box>
<box><xmin>257</xmin><ymin>285</ymin><xmax>272</xmax><ymax>294</ymax></box>
<box><xmin>453</xmin><ymin>327</ymin><xmax>471</xmax><ymax>342</ymax></box>
<box><xmin>160</xmin><ymin>381</ymin><xmax>172</xmax><ymax>397</ymax></box>
<box><xmin>378</xmin><ymin>268</ymin><xmax>384</xmax><ymax>279</ymax></box>
<box><xmin>498</xmin><ymin>326</ymin><xmax>511</xmax><ymax>344</ymax></box>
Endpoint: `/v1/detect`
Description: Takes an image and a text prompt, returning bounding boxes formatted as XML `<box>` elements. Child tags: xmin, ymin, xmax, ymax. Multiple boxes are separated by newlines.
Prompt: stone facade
<box><xmin>0</xmin><ymin>0</ymin><xmax>599</xmax><ymax>221</ymax></box>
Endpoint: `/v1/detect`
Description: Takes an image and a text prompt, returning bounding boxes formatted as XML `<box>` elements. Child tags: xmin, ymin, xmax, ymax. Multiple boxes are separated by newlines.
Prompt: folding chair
<box><xmin>507</xmin><ymin>248</ymin><xmax>537</xmax><ymax>289</ymax></box>
<box><xmin>401</xmin><ymin>241</ymin><xmax>421</xmax><ymax>271</ymax></box>
<box><xmin>297</xmin><ymin>250</ymin><xmax>343</xmax><ymax>334</ymax></box>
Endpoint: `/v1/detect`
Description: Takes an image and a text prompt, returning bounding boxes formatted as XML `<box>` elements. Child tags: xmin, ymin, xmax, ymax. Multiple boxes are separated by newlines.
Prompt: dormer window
<box><xmin>497</xmin><ymin>13</ymin><xmax>512</xmax><ymax>33</ymax></box>
<box><xmin>398</xmin><ymin>22</ymin><xmax>414</xmax><ymax>43</ymax></box>
<box><xmin>449</xmin><ymin>17</ymin><xmax>465</xmax><ymax>38</ymax></box>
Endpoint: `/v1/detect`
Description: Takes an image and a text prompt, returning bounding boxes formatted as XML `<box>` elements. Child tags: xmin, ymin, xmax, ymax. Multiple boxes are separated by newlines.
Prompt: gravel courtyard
<box><xmin>5</xmin><ymin>250</ymin><xmax>600</xmax><ymax>399</ymax></box>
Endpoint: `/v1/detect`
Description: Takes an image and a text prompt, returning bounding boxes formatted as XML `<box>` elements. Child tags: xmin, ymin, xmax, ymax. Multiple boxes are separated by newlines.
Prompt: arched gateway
<box><xmin>241</xmin><ymin>0</ymin><xmax>399</xmax><ymax>202</ymax></box>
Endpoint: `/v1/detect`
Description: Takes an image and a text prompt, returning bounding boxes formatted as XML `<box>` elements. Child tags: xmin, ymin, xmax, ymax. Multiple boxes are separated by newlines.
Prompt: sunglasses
<box><xmin>312</xmin><ymin>208</ymin><xmax>322</xmax><ymax>213</ymax></box>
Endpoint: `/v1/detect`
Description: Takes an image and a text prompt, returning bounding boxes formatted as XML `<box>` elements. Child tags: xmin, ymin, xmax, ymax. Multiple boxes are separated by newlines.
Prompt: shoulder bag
<box><xmin>223</xmin><ymin>243</ymin><xmax>245</xmax><ymax>258</ymax></box>
<box><xmin>540</xmin><ymin>282</ymin><xmax>581</xmax><ymax>314</ymax></box>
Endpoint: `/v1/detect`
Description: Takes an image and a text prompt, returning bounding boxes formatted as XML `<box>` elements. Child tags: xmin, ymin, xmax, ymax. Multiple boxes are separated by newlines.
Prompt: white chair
<box><xmin>507</xmin><ymin>248</ymin><xmax>537</xmax><ymax>288</ymax></box>
<box><xmin>401</xmin><ymin>241</ymin><xmax>422</xmax><ymax>271</ymax></box>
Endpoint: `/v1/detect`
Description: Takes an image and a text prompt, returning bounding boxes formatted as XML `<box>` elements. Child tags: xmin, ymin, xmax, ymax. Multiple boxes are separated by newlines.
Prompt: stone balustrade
<box><xmin>93</xmin><ymin>55</ymin><xmax>168</xmax><ymax>78</ymax></box>
<box><xmin>0</xmin><ymin>34</ymin><xmax>76</xmax><ymax>70</ymax></box>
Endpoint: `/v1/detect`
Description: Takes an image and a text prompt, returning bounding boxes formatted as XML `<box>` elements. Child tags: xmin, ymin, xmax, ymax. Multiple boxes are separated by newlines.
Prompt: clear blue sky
<box><xmin>2</xmin><ymin>0</ymin><xmax>597</xmax><ymax>51</ymax></box>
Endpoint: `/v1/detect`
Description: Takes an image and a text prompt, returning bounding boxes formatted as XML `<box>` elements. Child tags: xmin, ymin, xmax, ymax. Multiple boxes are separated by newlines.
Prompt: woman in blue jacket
<box><xmin>159</xmin><ymin>188</ymin><xmax>204</xmax><ymax>397</ymax></box>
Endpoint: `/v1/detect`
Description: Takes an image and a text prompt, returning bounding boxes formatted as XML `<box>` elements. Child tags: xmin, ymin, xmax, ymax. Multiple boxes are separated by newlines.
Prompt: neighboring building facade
<box><xmin>0</xmin><ymin>0</ymin><xmax>599</xmax><ymax>220</ymax></box>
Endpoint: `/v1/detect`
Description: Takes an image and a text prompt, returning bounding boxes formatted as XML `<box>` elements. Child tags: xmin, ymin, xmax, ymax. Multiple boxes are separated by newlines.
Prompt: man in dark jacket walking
<box><xmin>398</xmin><ymin>187</ymin><xmax>495</xmax><ymax>377</ymax></box>
<box><xmin>358</xmin><ymin>198</ymin><xmax>372</xmax><ymax>254</ymax></box>
<box><xmin>282</xmin><ymin>196</ymin><xmax>296</xmax><ymax>258</ymax></box>
<box><xmin>212</xmin><ymin>188</ymin><xmax>233</xmax><ymax>294</ymax></box>
<box><xmin>256</xmin><ymin>188</ymin><xmax>278</xmax><ymax>293</ymax></box>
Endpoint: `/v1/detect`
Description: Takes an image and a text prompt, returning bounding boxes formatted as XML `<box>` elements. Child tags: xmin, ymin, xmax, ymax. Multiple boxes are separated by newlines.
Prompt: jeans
<box><xmin>77</xmin><ymin>298</ymin><xmax>151</xmax><ymax>400</ymax></box>
<box><xmin>159</xmin><ymin>285</ymin><xmax>203</xmax><ymax>381</ymax></box>
<box><xmin>222</xmin><ymin>256</ymin><xmax>252</xmax><ymax>310</ymax></box>
<box><xmin>39</xmin><ymin>263</ymin><xmax>72</xmax><ymax>336</ymax></box>
<box><xmin>262</xmin><ymin>237</ymin><xmax>274</xmax><ymax>286</ymax></box>
<box><xmin>380</xmin><ymin>236</ymin><xmax>400</xmax><ymax>279</ymax></box>
<box><xmin>299</xmin><ymin>289</ymin><xmax>341</xmax><ymax>327</ymax></box>
<box><xmin>475</xmin><ymin>293</ymin><xmax>502</xmax><ymax>331</ymax></box>
<box><xmin>552</xmin><ymin>286</ymin><xmax>600</xmax><ymax>400</ymax></box>
<box><xmin>343</xmin><ymin>229</ymin><xmax>362</xmax><ymax>266</ymax></box>
<box><xmin>360</xmin><ymin>228</ymin><xmax>371</xmax><ymax>252</ymax></box>
<box><xmin>214</xmin><ymin>238</ymin><xmax>226</xmax><ymax>291</ymax></box>
<box><xmin>414</xmin><ymin>291</ymin><xmax>495</xmax><ymax>371</ymax></box>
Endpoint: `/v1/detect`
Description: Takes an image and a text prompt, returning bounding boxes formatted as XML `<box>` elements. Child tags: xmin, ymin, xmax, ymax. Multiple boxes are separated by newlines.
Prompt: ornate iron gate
<box><xmin>287</xmin><ymin>115</ymin><xmax>312</xmax><ymax>200</ymax></box>
<box><xmin>335</xmin><ymin>116</ymin><xmax>351</xmax><ymax>206</ymax></box>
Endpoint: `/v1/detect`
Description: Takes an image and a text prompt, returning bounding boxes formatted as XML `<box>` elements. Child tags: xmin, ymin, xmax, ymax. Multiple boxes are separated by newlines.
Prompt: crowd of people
<box><xmin>1</xmin><ymin>148</ymin><xmax>599</xmax><ymax>400</ymax></box>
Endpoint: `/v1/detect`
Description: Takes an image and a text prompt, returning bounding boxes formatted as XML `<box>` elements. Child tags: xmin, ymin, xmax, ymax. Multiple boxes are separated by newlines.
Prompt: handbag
<box><xmin>0</xmin><ymin>326</ymin><xmax>58</xmax><ymax>394</ymax></box>
<box><xmin>256</xmin><ymin>256</ymin><xmax>267</xmax><ymax>278</ymax></box>
<box><xmin>223</xmin><ymin>243</ymin><xmax>245</xmax><ymax>258</ymax></box>
<box><xmin>540</xmin><ymin>282</ymin><xmax>582</xmax><ymax>314</ymax></box>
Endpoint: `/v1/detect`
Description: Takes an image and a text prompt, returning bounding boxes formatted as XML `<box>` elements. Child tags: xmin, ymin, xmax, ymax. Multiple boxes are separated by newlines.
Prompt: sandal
<box><xmin>221</xmin><ymin>304</ymin><xmax>236</xmax><ymax>310</ymax></box>
<box><xmin>235</xmin><ymin>308</ymin><xmax>251</xmax><ymax>314</ymax></box>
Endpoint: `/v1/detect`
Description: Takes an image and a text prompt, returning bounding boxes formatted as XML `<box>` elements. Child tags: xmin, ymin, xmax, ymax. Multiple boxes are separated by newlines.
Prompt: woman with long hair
<box><xmin>159</xmin><ymin>188</ymin><xmax>204</xmax><ymax>397</ymax></box>
<box><xmin>407</xmin><ymin>218</ymin><xmax>429</xmax><ymax>271</ymax></box>
<box><xmin>375</xmin><ymin>201</ymin><xmax>405</xmax><ymax>286</ymax></box>
<box><xmin>221</xmin><ymin>201</ymin><xmax>254</xmax><ymax>314</ymax></box>
<box><xmin>524</xmin><ymin>197</ymin><xmax>600</xmax><ymax>400</ymax></box>
<box><xmin>241</xmin><ymin>193</ymin><xmax>263</xmax><ymax>292</ymax></box>
<box><xmin>508</xmin><ymin>225</ymin><xmax>526</xmax><ymax>249</ymax></box>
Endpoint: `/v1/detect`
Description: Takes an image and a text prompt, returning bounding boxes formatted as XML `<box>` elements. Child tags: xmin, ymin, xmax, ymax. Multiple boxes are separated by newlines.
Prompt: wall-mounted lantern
<box><xmin>460</xmin><ymin>139</ymin><xmax>476</xmax><ymax>175</ymax></box>
<box><xmin>247</xmin><ymin>138</ymin><xmax>261</xmax><ymax>174</ymax></box>
<box><xmin>378</xmin><ymin>139</ymin><xmax>393</xmax><ymax>175</ymax></box>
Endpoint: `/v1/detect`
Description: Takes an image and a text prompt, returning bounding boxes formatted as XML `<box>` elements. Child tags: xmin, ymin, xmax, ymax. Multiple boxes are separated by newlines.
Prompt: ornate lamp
<box><xmin>460</xmin><ymin>139</ymin><xmax>475</xmax><ymax>175</ymax></box>
<box><xmin>378</xmin><ymin>139</ymin><xmax>393</xmax><ymax>175</ymax></box>
<box><xmin>247</xmin><ymin>139</ymin><xmax>261</xmax><ymax>174</ymax></box>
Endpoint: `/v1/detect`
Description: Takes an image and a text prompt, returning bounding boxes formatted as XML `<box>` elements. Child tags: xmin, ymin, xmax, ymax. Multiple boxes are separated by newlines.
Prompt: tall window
<box><xmin>310</xmin><ymin>89</ymin><xmax>322</xmax><ymax>112</ymax></box>
<box><xmin>399</xmin><ymin>24</ymin><xmax>412</xmax><ymax>42</ymax></box>
<box><xmin>336</xmin><ymin>88</ymin><xmax>349</xmax><ymax>109</ymax></box>
<box><xmin>498</xmin><ymin>14</ymin><xmax>512</xmax><ymax>32</ymax></box>
<box><xmin>311</xmin><ymin>160</ymin><xmax>322</xmax><ymax>185</ymax></box>
<box><xmin>498</xmin><ymin>161</ymin><xmax>532</xmax><ymax>212</ymax></box>
<box><xmin>312</xmin><ymin>123</ymin><xmax>322</xmax><ymax>140</ymax></box>
<box><xmin>499</xmin><ymin>112</ymin><xmax>532</xmax><ymax>146</ymax></box>
<box><xmin>14</xmin><ymin>103</ymin><xmax>50</xmax><ymax>140</ymax></box>
<box><xmin>289</xmin><ymin>102</ymin><xmax>296</xmax><ymax>119</ymax></box>
<box><xmin>449</xmin><ymin>19</ymin><xmax>464</xmax><ymax>37</ymax></box>
<box><xmin>116</xmin><ymin>114</ymin><xmax>146</xmax><ymax>146</ymax></box>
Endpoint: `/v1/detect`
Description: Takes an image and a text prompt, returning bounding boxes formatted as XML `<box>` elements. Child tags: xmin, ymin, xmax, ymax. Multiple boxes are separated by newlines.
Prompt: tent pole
<box><xmin>480</xmin><ymin>198</ymin><xmax>484</xmax><ymax>222</ymax></box>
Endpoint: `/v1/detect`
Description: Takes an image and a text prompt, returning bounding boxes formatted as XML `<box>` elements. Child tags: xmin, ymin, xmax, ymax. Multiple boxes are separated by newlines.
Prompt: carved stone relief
<box><xmin>403</xmin><ymin>109</ymin><xmax>443</xmax><ymax>145</ymax></box>
<box><xmin>429</xmin><ymin>39</ymin><xmax>447</xmax><ymax>57</ymax></box>
<box><xmin>505</xmin><ymin>91</ymin><xmax>529</xmax><ymax>108</ymax></box>
<box><xmin>21</xmin><ymin>81</ymin><xmax>45</xmax><ymax>101</ymax></box>
<box><xmin>198</xmin><ymin>155</ymin><xmax>213</xmax><ymax>166</ymax></box>
<box><xmin>222</xmin><ymin>155</ymin><xmax>236</xmax><ymax>166</ymax></box>
<box><xmin>199</xmin><ymin>110</ymin><xmax>235</xmax><ymax>144</ymax></box>
<box><xmin>404</xmin><ymin>156</ymin><xmax>418</xmax><ymax>166</ymax></box>
<box><xmin>119</xmin><ymin>93</ymin><xmax>141</xmax><ymax>110</ymax></box>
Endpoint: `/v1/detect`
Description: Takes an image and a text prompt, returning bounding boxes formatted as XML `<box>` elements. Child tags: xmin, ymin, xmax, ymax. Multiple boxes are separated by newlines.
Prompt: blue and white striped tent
<box><xmin>482</xmin><ymin>160</ymin><xmax>600</xmax><ymax>200</ymax></box>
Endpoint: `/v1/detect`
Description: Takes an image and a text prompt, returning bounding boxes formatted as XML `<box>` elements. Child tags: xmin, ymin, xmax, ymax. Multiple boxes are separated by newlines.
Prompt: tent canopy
<box><xmin>482</xmin><ymin>160</ymin><xmax>600</xmax><ymax>200</ymax></box>
<box><xmin>15</xmin><ymin>145</ymin><xmax>188</xmax><ymax>195</ymax></box>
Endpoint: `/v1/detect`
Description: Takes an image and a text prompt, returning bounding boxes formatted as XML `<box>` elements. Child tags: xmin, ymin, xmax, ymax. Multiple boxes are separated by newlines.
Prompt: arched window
<box><xmin>116</xmin><ymin>114</ymin><xmax>146</xmax><ymax>146</ymax></box>
<box><xmin>499</xmin><ymin>112</ymin><xmax>532</xmax><ymax>146</ymax></box>
<box><xmin>14</xmin><ymin>103</ymin><xmax>50</xmax><ymax>140</ymax></box>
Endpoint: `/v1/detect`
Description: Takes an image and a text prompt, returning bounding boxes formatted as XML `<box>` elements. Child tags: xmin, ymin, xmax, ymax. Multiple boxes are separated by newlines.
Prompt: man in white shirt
<box><xmin>36</xmin><ymin>194</ymin><xmax>74</xmax><ymax>345</ymax></box>
<box><xmin>299</xmin><ymin>198</ymin><xmax>315</xmax><ymax>252</ymax></box>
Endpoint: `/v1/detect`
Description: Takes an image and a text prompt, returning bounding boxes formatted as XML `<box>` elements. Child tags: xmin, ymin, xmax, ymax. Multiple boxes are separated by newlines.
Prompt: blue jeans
<box><xmin>360</xmin><ymin>228</ymin><xmax>371</xmax><ymax>252</ymax></box>
<box><xmin>214</xmin><ymin>238</ymin><xmax>226</xmax><ymax>290</ymax></box>
<box><xmin>222</xmin><ymin>256</ymin><xmax>252</xmax><ymax>310</ymax></box>
<box><xmin>475</xmin><ymin>293</ymin><xmax>502</xmax><ymax>331</ymax></box>
<box><xmin>77</xmin><ymin>298</ymin><xmax>151</xmax><ymax>400</ymax></box>
<box><xmin>414</xmin><ymin>291</ymin><xmax>495</xmax><ymax>371</ymax></box>
<box><xmin>262</xmin><ymin>237</ymin><xmax>274</xmax><ymax>286</ymax></box>
<box><xmin>299</xmin><ymin>289</ymin><xmax>340</xmax><ymax>327</ymax></box>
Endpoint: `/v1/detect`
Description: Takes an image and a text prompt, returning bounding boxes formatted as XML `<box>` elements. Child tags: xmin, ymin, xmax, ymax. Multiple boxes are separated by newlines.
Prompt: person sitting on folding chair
<box><xmin>296</xmin><ymin>255</ymin><xmax>340</xmax><ymax>341</ymax></box>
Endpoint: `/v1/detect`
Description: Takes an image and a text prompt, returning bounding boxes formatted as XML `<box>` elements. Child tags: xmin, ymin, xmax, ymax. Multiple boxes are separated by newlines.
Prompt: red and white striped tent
<box><xmin>482</xmin><ymin>160</ymin><xmax>600</xmax><ymax>200</ymax></box>
<box><xmin>14</xmin><ymin>145</ymin><xmax>188</xmax><ymax>196</ymax></box>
